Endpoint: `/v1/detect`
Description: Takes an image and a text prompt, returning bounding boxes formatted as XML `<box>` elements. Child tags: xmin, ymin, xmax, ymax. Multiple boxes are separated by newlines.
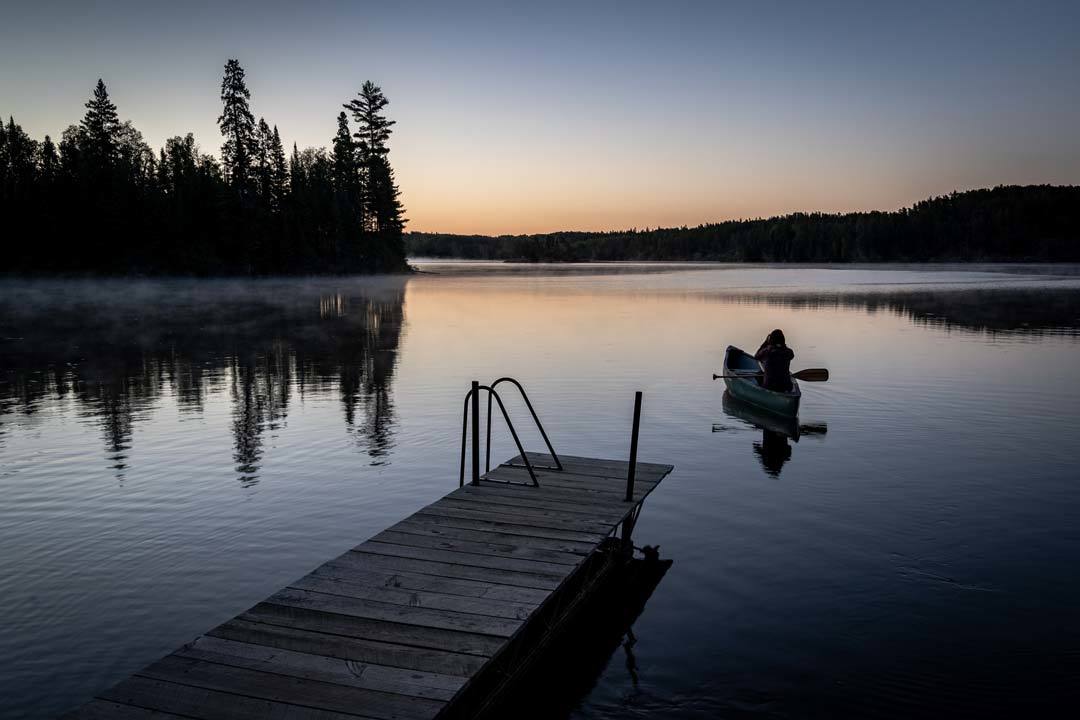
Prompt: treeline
<box><xmin>407</xmin><ymin>185</ymin><xmax>1080</xmax><ymax>262</ymax></box>
<box><xmin>0</xmin><ymin>60</ymin><xmax>407</xmax><ymax>275</ymax></box>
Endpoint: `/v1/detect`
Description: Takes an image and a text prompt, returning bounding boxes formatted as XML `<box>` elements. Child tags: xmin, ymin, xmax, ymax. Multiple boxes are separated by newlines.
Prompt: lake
<box><xmin>2</xmin><ymin>263</ymin><xmax>1079</xmax><ymax>718</ymax></box>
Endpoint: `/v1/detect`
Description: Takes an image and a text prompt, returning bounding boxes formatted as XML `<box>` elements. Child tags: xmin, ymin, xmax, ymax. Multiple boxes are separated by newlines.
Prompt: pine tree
<box><xmin>255</xmin><ymin>117</ymin><xmax>272</xmax><ymax>204</ymax></box>
<box><xmin>344</xmin><ymin>81</ymin><xmax>404</xmax><ymax>236</ymax></box>
<box><xmin>217</xmin><ymin>59</ymin><xmax>256</xmax><ymax>191</ymax></box>
<box><xmin>80</xmin><ymin>79</ymin><xmax>120</xmax><ymax>163</ymax></box>
<box><xmin>331</xmin><ymin>112</ymin><xmax>356</xmax><ymax>189</ymax></box>
<box><xmin>344</xmin><ymin>81</ymin><xmax>395</xmax><ymax>161</ymax></box>
<box><xmin>369</xmin><ymin>155</ymin><xmax>406</xmax><ymax>235</ymax></box>
<box><xmin>39</xmin><ymin>135</ymin><xmax>59</xmax><ymax>181</ymax></box>
<box><xmin>269</xmin><ymin>126</ymin><xmax>288</xmax><ymax>210</ymax></box>
<box><xmin>3</xmin><ymin>116</ymin><xmax>39</xmax><ymax>187</ymax></box>
<box><xmin>289</xmin><ymin>142</ymin><xmax>305</xmax><ymax>194</ymax></box>
<box><xmin>0</xmin><ymin>118</ymin><xmax>8</xmax><ymax>180</ymax></box>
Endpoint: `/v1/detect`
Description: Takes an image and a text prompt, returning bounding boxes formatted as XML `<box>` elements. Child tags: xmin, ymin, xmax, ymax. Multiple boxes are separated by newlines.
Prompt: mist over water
<box><xmin>2</xmin><ymin>264</ymin><xmax>1079</xmax><ymax>718</ymax></box>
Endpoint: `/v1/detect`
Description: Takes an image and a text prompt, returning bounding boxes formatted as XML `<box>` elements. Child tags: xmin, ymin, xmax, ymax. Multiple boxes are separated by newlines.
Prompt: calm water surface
<box><xmin>2</xmin><ymin>263</ymin><xmax>1079</xmax><ymax>718</ymax></box>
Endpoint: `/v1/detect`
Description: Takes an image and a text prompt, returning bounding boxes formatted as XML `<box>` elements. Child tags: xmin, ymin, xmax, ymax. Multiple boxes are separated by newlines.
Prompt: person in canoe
<box><xmin>755</xmin><ymin>329</ymin><xmax>794</xmax><ymax>392</ymax></box>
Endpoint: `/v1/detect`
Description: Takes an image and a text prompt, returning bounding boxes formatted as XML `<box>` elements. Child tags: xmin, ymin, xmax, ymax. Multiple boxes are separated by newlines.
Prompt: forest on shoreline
<box><xmin>0</xmin><ymin>61</ymin><xmax>407</xmax><ymax>276</ymax></box>
<box><xmin>407</xmin><ymin>185</ymin><xmax>1080</xmax><ymax>263</ymax></box>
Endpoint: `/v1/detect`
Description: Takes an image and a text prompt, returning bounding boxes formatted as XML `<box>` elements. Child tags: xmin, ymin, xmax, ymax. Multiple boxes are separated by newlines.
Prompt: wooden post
<box><xmin>471</xmin><ymin>381</ymin><xmax>481</xmax><ymax>485</ymax></box>
<box><xmin>625</xmin><ymin>391</ymin><xmax>642</xmax><ymax>502</ymax></box>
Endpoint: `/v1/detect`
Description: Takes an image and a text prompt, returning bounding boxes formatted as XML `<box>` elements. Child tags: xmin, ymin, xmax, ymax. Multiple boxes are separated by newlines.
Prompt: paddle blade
<box><xmin>792</xmin><ymin>368</ymin><xmax>829</xmax><ymax>382</ymax></box>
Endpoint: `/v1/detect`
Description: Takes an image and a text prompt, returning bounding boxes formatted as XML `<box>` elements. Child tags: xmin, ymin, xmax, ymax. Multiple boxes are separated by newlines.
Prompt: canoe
<box><xmin>722</xmin><ymin>345</ymin><xmax>800</xmax><ymax>418</ymax></box>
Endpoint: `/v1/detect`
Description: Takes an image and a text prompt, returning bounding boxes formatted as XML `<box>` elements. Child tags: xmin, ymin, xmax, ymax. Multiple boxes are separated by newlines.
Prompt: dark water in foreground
<box><xmin>2</xmin><ymin>263</ymin><xmax>1079</xmax><ymax>718</ymax></box>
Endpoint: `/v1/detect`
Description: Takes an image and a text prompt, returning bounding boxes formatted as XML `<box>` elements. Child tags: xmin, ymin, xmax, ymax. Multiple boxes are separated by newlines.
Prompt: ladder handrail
<box><xmin>485</xmin><ymin>377</ymin><xmax>563</xmax><ymax>474</ymax></box>
<box><xmin>460</xmin><ymin>383</ymin><xmax>541</xmax><ymax>487</ymax></box>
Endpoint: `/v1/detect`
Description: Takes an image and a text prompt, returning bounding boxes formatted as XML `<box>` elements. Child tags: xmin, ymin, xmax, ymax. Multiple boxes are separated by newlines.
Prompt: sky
<box><xmin>1</xmin><ymin>0</ymin><xmax>1078</xmax><ymax>235</ymax></box>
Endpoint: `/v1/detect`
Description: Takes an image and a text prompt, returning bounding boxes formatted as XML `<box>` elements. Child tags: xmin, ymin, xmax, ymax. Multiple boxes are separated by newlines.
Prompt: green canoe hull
<box><xmin>722</xmin><ymin>345</ymin><xmax>801</xmax><ymax>418</ymax></box>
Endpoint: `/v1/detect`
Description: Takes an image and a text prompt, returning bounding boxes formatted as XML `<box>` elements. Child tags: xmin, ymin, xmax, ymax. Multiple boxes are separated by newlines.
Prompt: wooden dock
<box><xmin>64</xmin><ymin>452</ymin><xmax>673</xmax><ymax>720</ymax></box>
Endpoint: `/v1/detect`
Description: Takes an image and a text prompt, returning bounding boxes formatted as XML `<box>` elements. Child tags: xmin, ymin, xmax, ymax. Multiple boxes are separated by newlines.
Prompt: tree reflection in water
<box><xmin>0</xmin><ymin>279</ymin><xmax>405</xmax><ymax>482</ymax></box>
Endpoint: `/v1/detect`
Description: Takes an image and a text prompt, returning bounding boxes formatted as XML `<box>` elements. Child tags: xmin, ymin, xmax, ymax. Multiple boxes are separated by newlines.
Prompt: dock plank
<box><xmin>176</xmin><ymin>635</ymin><xmax>464</xmax><ymax>701</ymax></box>
<box><xmin>446</xmin><ymin>485</ymin><xmax>636</xmax><ymax>517</ymax></box>
<box><xmin>356</xmin><ymin>541</ymin><xmax>577</xmax><ymax>577</ymax></box>
<box><xmin>242</xmin><ymin>602</ymin><xmax>504</xmax><ymax>656</ymax></box>
<box><xmin>136</xmin><ymin>655</ymin><xmax>443</xmax><ymax>720</ymax></box>
<box><xmin>371</xmin><ymin>529</ymin><xmax>584</xmax><ymax>566</ymax></box>
<box><xmin>411</xmin><ymin>508</ymin><xmax>604</xmax><ymax>544</ymax></box>
<box><xmin>208</xmin><ymin>620</ymin><xmax>487</xmax><ymax>677</ymax></box>
<box><xmin>385</xmin><ymin>518</ymin><xmax>596</xmax><ymax>556</ymax></box>
<box><xmin>63</xmin><ymin>454</ymin><xmax>673</xmax><ymax>720</ymax></box>
<box><xmin>290</xmin><ymin>575</ymin><xmax>537</xmax><ymax>620</ymax></box>
<box><xmin>61</xmin><ymin>700</ymin><xmax>192</xmax><ymax>720</ymax></box>
<box><xmin>336</xmin><ymin>549</ymin><xmax>563</xmax><ymax>590</ymax></box>
<box><xmin>99</xmin><ymin>677</ymin><xmax>364</xmax><ymax>719</ymax></box>
<box><xmin>266</xmin><ymin>587</ymin><xmax>524</xmax><ymax>637</ymax></box>
<box><xmin>308</xmin><ymin>560</ymin><xmax>551</xmax><ymax>605</ymax></box>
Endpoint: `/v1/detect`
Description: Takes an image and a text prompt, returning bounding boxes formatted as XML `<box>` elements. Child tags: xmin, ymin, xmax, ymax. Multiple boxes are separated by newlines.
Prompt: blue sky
<box><xmin>2</xmin><ymin>0</ymin><xmax>1077</xmax><ymax>233</ymax></box>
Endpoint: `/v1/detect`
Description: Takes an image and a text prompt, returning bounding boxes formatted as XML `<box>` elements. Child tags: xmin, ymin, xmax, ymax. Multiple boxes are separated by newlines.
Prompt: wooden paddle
<box><xmin>712</xmin><ymin>368</ymin><xmax>829</xmax><ymax>382</ymax></box>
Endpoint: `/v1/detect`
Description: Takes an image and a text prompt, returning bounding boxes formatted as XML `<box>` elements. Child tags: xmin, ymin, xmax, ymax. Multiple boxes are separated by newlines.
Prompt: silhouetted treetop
<box><xmin>81</xmin><ymin>79</ymin><xmax>119</xmax><ymax>161</ymax></box>
<box><xmin>344</xmin><ymin>81</ymin><xmax>395</xmax><ymax>158</ymax></box>
<box><xmin>218</xmin><ymin>59</ymin><xmax>256</xmax><ymax>191</ymax></box>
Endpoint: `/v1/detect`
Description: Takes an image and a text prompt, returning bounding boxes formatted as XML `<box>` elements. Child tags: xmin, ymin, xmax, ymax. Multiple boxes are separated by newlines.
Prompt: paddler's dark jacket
<box><xmin>754</xmin><ymin>343</ymin><xmax>794</xmax><ymax>392</ymax></box>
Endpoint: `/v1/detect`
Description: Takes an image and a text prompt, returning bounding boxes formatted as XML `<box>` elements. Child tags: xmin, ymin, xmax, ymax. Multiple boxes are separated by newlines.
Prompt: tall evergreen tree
<box><xmin>217</xmin><ymin>59</ymin><xmax>256</xmax><ymax>191</ymax></box>
<box><xmin>344</xmin><ymin>81</ymin><xmax>404</xmax><ymax>236</ymax></box>
<box><xmin>289</xmin><ymin>142</ymin><xmax>305</xmax><ymax>194</ymax></box>
<box><xmin>0</xmin><ymin>118</ymin><xmax>8</xmax><ymax>179</ymax></box>
<box><xmin>331</xmin><ymin>111</ymin><xmax>356</xmax><ymax>188</ymax></box>
<box><xmin>330</xmin><ymin>111</ymin><xmax>362</xmax><ymax>259</ymax></box>
<box><xmin>269</xmin><ymin>125</ymin><xmax>288</xmax><ymax>210</ymax></box>
<box><xmin>255</xmin><ymin>117</ymin><xmax>273</xmax><ymax>204</ymax></box>
<box><xmin>344</xmin><ymin>81</ymin><xmax>395</xmax><ymax>161</ymax></box>
<box><xmin>80</xmin><ymin>79</ymin><xmax>120</xmax><ymax>163</ymax></box>
<box><xmin>39</xmin><ymin>135</ymin><xmax>59</xmax><ymax>181</ymax></box>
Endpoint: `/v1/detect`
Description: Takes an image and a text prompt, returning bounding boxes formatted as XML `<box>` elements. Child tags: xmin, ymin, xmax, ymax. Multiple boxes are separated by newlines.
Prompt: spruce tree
<box><xmin>80</xmin><ymin>79</ymin><xmax>120</xmax><ymax>163</ymax></box>
<box><xmin>331</xmin><ymin>112</ymin><xmax>355</xmax><ymax>188</ymax></box>
<box><xmin>269</xmin><ymin>126</ymin><xmax>288</xmax><ymax>210</ymax></box>
<box><xmin>217</xmin><ymin>59</ymin><xmax>256</xmax><ymax>191</ymax></box>
<box><xmin>39</xmin><ymin>135</ymin><xmax>59</xmax><ymax>180</ymax></box>
<box><xmin>255</xmin><ymin>117</ymin><xmax>272</xmax><ymax>204</ymax></box>
<box><xmin>344</xmin><ymin>81</ymin><xmax>404</xmax><ymax>237</ymax></box>
<box><xmin>344</xmin><ymin>81</ymin><xmax>395</xmax><ymax>161</ymax></box>
<box><xmin>289</xmin><ymin>142</ymin><xmax>305</xmax><ymax>194</ymax></box>
<box><xmin>0</xmin><ymin>118</ymin><xmax>7</xmax><ymax>179</ymax></box>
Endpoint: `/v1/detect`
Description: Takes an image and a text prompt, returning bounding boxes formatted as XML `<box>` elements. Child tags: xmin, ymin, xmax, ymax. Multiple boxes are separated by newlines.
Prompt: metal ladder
<box><xmin>459</xmin><ymin>377</ymin><xmax>562</xmax><ymax>487</ymax></box>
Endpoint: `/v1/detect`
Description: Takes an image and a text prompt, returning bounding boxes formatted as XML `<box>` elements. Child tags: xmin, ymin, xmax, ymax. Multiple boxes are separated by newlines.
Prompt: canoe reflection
<box><xmin>720</xmin><ymin>391</ymin><xmax>828</xmax><ymax>477</ymax></box>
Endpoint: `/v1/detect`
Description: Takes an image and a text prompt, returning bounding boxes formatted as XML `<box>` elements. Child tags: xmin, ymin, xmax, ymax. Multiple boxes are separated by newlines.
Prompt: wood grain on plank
<box><xmin>340</xmin><ymin>549</ymin><xmax>564</xmax><ymax>590</ymax></box>
<box><xmin>242</xmin><ymin>602</ymin><xmax>504</xmax><ymax>657</ymax></box>
<box><xmin>176</xmin><ymin>635</ymin><xmax>463</xmax><ymax>701</ymax></box>
<box><xmin>99</xmin><ymin>675</ymin><xmax>368</xmax><ymax>720</ymax></box>
<box><xmin>137</xmin><ymin>655</ymin><xmax>444</xmax><ymax>720</ymax></box>
<box><xmin>356</xmin><ymin>541</ymin><xmax>574</xmax><ymax>578</ymax></box>
<box><xmin>309</xmin><ymin>559</ymin><xmax>551</xmax><ymax>605</ymax></box>
<box><xmin>370</xmin><ymin>529</ymin><xmax>583</xmax><ymax>566</ymax></box>
<box><xmin>208</xmin><ymin>619</ymin><xmax>487</xmax><ymax>677</ymax></box>
<box><xmin>290</xmin><ymin>575</ymin><xmax>537</xmax><ymax>620</ymax></box>
<box><xmin>385</xmin><ymin>518</ymin><xmax>596</xmax><ymax>556</ymax></box>
<box><xmin>410</xmin><ymin>509</ymin><xmax>604</xmax><ymax>545</ymax></box>
<box><xmin>61</xmin><ymin>699</ymin><xmax>193</xmax><ymax>720</ymax></box>
<box><xmin>266</xmin><ymin>587</ymin><xmax>523</xmax><ymax>638</ymax></box>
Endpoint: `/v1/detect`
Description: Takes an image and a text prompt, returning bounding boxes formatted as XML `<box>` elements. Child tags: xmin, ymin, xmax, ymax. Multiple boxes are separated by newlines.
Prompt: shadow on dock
<box><xmin>478</xmin><ymin>550</ymin><xmax>673</xmax><ymax>720</ymax></box>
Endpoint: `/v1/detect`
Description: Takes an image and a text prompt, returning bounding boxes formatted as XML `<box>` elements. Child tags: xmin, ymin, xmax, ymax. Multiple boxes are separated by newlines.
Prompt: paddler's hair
<box><xmin>768</xmin><ymin>329</ymin><xmax>786</xmax><ymax>346</ymax></box>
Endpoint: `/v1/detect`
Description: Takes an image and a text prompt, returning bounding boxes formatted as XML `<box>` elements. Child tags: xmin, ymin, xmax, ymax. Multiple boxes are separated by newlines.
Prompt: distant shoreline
<box><xmin>406</xmin><ymin>185</ymin><xmax>1080</xmax><ymax>264</ymax></box>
